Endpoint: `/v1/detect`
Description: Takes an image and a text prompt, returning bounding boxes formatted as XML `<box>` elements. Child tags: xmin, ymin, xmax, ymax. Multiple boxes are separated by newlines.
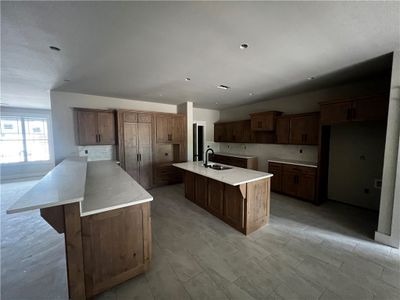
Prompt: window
<box><xmin>0</xmin><ymin>116</ymin><xmax>50</xmax><ymax>163</ymax></box>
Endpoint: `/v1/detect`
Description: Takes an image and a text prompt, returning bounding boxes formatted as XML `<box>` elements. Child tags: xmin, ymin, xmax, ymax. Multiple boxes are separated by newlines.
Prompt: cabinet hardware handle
<box><xmin>137</xmin><ymin>153</ymin><xmax>139</xmax><ymax>161</ymax></box>
<box><xmin>98</xmin><ymin>134</ymin><xmax>101</xmax><ymax>143</ymax></box>
<box><xmin>139</xmin><ymin>153</ymin><xmax>142</xmax><ymax>161</ymax></box>
<box><xmin>96</xmin><ymin>134</ymin><xmax>99</xmax><ymax>143</ymax></box>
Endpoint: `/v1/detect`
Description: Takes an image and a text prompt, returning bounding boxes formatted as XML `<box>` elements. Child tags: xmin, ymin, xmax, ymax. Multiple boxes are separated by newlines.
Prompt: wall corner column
<box><xmin>178</xmin><ymin>102</ymin><xmax>193</xmax><ymax>161</ymax></box>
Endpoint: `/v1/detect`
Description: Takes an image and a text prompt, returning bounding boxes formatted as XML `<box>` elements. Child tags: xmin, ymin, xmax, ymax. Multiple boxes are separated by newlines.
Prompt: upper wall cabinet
<box><xmin>75</xmin><ymin>109</ymin><xmax>116</xmax><ymax>145</ymax></box>
<box><xmin>156</xmin><ymin>114</ymin><xmax>185</xmax><ymax>143</ymax></box>
<box><xmin>214</xmin><ymin>120</ymin><xmax>251</xmax><ymax>143</ymax></box>
<box><xmin>320</xmin><ymin>95</ymin><xmax>389</xmax><ymax>125</ymax></box>
<box><xmin>276</xmin><ymin>113</ymin><xmax>319</xmax><ymax>145</ymax></box>
<box><xmin>250</xmin><ymin>111</ymin><xmax>282</xmax><ymax>131</ymax></box>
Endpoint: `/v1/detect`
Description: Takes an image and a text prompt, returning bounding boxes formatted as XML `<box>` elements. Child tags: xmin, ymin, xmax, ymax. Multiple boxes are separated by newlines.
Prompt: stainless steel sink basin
<box><xmin>208</xmin><ymin>164</ymin><xmax>232</xmax><ymax>170</ymax></box>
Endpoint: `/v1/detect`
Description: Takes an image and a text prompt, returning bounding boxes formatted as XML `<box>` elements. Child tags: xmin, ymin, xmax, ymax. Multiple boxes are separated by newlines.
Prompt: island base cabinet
<box><xmin>81</xmin><ymin>203</ymin><xmax>151</xmax><ymax>298</ymax></box>
<box><xmin>183</xmin><ymin>171</ymin><xmax>270</xmax><ymax>235</ymax></box>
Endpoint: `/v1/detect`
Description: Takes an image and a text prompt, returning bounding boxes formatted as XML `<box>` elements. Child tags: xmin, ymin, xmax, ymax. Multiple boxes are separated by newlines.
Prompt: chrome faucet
<box><xmin>203</xmin><ymin>148</ymin><xmax>214</xmax><ymax>167</ymax></box>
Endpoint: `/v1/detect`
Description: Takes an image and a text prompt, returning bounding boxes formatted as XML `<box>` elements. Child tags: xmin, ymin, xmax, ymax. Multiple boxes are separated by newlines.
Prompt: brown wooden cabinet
<box><xmin>210</xmin><ymin>153</ymin><xmax>258</xmax><ymax>170</ymax></box>
<box><xmin>250</xmin><ymin>111</ymin><xmax>282</xmax><ymax>131</ymax></box>
<box><xmin>207</xmin><ymin>179</ymin><xmax>224</xmax><ymax>217</ymax></box>
<box><xmin>181</xmin><ymin>170</ymin><xmax>270</xmax><ymax>235</ymax></box>
<box><xmin>320</xmin><ymin>95</ymin><xmax>388</xmax><ymax>125</ymax></box>
<box><xmin>275</xmin><ymin>113</ymin><xmax>319</xmax><ymax>145</ymax></box>
<box><xmin>81</xmin><ymin>203</ymin><xmax>151</xmax><ymax>298</ymax></box>
<box><xmin>76</xmin><ymin>109</ymin><xmax>116</xmax><ymax>145</ymax></box>
<box><xmin>268</xmin><ymin>162</ymin><xmax>282</xmax><ymax>192</ymax></box>
<box><xmin>213</xmin><ymin>120</ymin><xmax>251</xmax><ymax>143</ymax></box>
<box><xmin>117</xmin><ymin>111</ymin><xmax>153</xmax><ymax>189</ymax></box>
<box><xmin>269</xmin><ymin>161</ymin><xmax>317</xmax><ymax>202</ymax></box>
<box><xmin>156</xmin><ymin>114</ymin><xmax>185</xmax><ymax>143</ymax></box>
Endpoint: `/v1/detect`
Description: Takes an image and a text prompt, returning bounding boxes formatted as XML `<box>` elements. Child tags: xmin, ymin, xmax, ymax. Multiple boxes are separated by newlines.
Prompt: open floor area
<box><xmin>1</xmin><ymin>180</ymin><xmax>399</xmax><ymax>300</ymax></box>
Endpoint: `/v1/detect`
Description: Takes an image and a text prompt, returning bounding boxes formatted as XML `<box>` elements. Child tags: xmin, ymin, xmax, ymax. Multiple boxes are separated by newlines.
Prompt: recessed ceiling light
<box><xmin>185</xmin><ymin>78</ymin><xmax>191</xmax><ymax>81</ymax></box>
<box><xmin>215</xmin><ymin>102</ymin><xmax>219</xmax><ymax>105</ymax></box>
<box><xmin>217</xmin><ymin>85</ymin><xmax>230</xmax><ymax>90</ymax></box>
<box><xmin>240</xmin><ymin>43</ymin><xmax>249</xmax><ymax>49</ymax></box>
<box><xmin>159</xmin><ymin>94</ymin><xmax>163</xmax><ymax>97</ymax></box>
<box><xmin>49</xmin><ymin>46</ymin><xmax>61</xmax><ymax>51</ymax></box>
<box><xmin>249</xmin><ymin>93</ymin><xmax>254</xmax><ymax>96</ymax></box>
<box><xmin>307</xmin><ymin>76</ymin><xmax>316</xmax><ymax>80</ymax></box>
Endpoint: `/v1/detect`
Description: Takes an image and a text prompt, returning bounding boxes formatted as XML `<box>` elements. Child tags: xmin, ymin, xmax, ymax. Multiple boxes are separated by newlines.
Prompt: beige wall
<box><xmin>50</xmin><ymin>91</ymin><xmax>177</xmax><ymax>163</ymax></box>
<box><xmin>328</xmin><ymin>121</ymin><xmax>387</xmax><ymax>211</ymax></box>
<box><xmin>193</xmin><ymin>107</ymin><xmax>220</xmax><ymax>151</ymax></box>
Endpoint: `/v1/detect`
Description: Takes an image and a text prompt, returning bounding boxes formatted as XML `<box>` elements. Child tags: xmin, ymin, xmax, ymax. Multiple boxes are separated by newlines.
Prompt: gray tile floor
<box><xmin>1</xmin><ymin>180</ymin><xmax>399</xmax><ymax>300</ymax></box>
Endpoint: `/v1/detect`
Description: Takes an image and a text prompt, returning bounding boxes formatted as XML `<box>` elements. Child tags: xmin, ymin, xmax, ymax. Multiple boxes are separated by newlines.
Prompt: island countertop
<box><xmin>173</xmin><ymin>161</ymin><xmax>272</xmax><ymax>186</ymax></box>
<box><xmin>81</xmin><ymin>160</ymin><xmax>153</xmax><ymax>216</ymax></box>
<box><xmin>7</xmin><ymin>157</ymin><xmax>153</xmax><ymax>216</ymax></box>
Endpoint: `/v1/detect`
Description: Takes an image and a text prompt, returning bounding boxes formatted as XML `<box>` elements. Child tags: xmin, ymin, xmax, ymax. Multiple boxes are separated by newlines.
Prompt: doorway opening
<box><xmin>193</xmin><ymin>122</ymin><xmax>205</xmax><ymax>162</ymax></box>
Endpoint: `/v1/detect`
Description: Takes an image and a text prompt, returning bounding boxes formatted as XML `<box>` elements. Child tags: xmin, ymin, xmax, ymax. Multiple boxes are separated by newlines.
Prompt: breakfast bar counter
<box><xmin>7</xmin><ymin>157</ymin><xmax>153</xmax><ymax>299</ymax></box>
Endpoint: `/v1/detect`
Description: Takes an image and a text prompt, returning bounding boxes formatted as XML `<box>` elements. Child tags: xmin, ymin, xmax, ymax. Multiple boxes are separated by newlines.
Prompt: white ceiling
<box><xmin>1</xmin><ymin>1</ymin><xmax>399</xmax><ymax>110</ymax></box>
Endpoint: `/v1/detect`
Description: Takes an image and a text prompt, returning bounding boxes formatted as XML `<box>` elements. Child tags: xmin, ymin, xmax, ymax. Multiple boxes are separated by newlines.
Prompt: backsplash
<box><xmin>78</xmin><ymin>145</ymin><xmax>116</xmax><ymax>161</ymax></box>
<box><xmin>218</xmin><ymin>143</ymin><xmax>318</xmax><ymax>172</ymax></box>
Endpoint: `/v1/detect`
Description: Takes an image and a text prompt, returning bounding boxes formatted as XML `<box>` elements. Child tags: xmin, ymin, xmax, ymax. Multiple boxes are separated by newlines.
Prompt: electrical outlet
<box><xmin>85</xmin><ymin>150</ymin><xmax>88</xmax><ymax>154</ymax></box>
<box><xmin>299</xmin><ymin>149</ymin><xmax>303</xmax><ymax>153</ymax></box>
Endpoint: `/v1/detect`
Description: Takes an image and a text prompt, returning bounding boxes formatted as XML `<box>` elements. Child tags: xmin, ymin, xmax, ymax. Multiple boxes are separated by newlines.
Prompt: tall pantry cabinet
<box><xmin>117</xmin><ymin>111</ymin><xmax>153</xmax><ymax>189</ymax></box>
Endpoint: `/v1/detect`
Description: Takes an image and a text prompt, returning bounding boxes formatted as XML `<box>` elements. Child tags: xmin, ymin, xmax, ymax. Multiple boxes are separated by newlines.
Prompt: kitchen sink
<box><xmin>208</xmin><ymin>164</ymin><xmax>232</xmax><ymax>170</ymax></box>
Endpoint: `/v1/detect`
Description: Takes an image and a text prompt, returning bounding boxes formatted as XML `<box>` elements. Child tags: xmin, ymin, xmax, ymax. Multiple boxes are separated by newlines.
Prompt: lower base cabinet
<box><xmin>183</xmin><ymin>171</ymin><xmax>270</xmax><ymax>234</ymax></box>
<box><xmin>269</xmin><ymin>162</ymin><xmax>317</xmax><ymax>202</ymax></box>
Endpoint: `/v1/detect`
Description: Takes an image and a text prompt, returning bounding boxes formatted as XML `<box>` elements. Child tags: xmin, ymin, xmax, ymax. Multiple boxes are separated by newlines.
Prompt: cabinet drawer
<box><xmin>282</xmin><ymin>164</ymin><xmax>316</xmax><ymax>176</ymax></box>
<box><xmin>268</xmin><ymin>162</ymin><xmax>282</xmax><ymax>172</ymax></box>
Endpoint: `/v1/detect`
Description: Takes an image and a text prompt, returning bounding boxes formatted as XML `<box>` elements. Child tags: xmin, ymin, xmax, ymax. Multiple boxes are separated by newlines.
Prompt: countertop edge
<box><xmin>80</xmin><ymin>197</ymin><xmax>153</xmax><ymax>217</ymax></box>
<box><xmin>7</xmin><ymin>196</ymin><xmax>84</xmax><ymax>214</ymax></box>
<box><xmin>268</xmin><ymin>159</ymin><xmax>318</xmax><ymax>168</ymax></box>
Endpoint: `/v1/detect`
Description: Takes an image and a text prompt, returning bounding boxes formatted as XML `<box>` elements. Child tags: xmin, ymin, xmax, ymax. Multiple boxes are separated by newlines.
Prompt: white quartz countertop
<box><xmin>268</xmin><ymin>159</ymin><xmax>318</xmax><ymax>168</ymax></box>
<box><xmin>213</xmin><ymin>152</ymin><xmax>257</xmax><ymax>159</ymax></box>
<box><xmin>80</xmin><ymin>160</ymin><xmax>153</xmax><ymax>216</ymax></box>
<box><xmin>173</xmin><ymin>161</ymin><xmax>272</xmax><ymax>186</ymax></box>
<box><xmin>7</xmin><ymin>157</ymin><xmax>88</xmax><ymax>214</ymax></box>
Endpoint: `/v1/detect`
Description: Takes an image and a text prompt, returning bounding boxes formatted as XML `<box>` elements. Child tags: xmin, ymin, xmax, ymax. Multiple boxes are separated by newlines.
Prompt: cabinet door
<box><xmin>297</xmin><ymin>174</ymin><xmax>316</xmax><ymax>201</ymax></box>
<box><xmin>195</xmin><ymin>175</ymin><xmax>208</xmax><ymax>208</ymax></box>
<box><xmin>184</xmin><ymin>171</ymin><xmax>195</xmax><ymax>201</ymax></box>
<box><xmin>214</xmin><ymin>124</ymin><xmax>225</xmax><ymax>142</ymax></box>
<box><xmin>353</xmin><ymin>97</ymin><xmax>388</xmax><ymax>122</ymax></box>
<box><xmin>156</xmin><ymin>115</ymin><xmax>172</xmax><ymax>143</ymax></box>
<box><xmin>172</xmin><ymin>115</ymin><xmax>185</xmax><ymax>143</ymax></box>
<box><xmin>224</xmin><ymin>184</ymin><xmax>245</xmax><ymax>230</ymax></box>
<box><xmin>207</xmin><ymin>179</ymin><xmax>224</xmax><ymax>217</ymax></box>
<box><xmin>241</xmin><ymin>120</ymin><xmax>252</xmax><ymax>143</ymax></box>
<box><xmin>77</xmin><ymin>110</ymin><xmax>98</xmax><ymax>145</ymax></box>
<box><xmin>282</xmin><ymin>172</ymin><xmax>298</xmax><ymax>197</ymax></box>
<box><xmin>81</xmin><ymin>205</ymin><xmax>147</xmax><ymax>298</ymax></box>
<box><xmin>276</xmin><ymin>118</ymin><xmax>290</xmax><ymax>144</ymax></box>
<box><xmin>290</xmin><ymin>115</ymin><xmax>319</xmax><ymax>145</ymax></box>
<box><xmin>251</xmin><ymin>115</ymin><xmax>266</xmax><ymax>131</ymax></box>
<box><xmin>97</xmin><ymin>112</ymin><xmax>116</xmax><ymax>145</ymax></box>
<box><xmin>320</xmin><ymin>101</ymin><xmax>353</xmax><ymax>125</ymax></box>
<box><xmin>138</xmin><ymin>123</ymin><xmax>152</xmax><ymax>189</ymax></box>
<box><xmin>124</xmin><ymin>123</ymin><xmax>139</xmax><ymax>182</ymax></box>
<box><xmin>268</xmin><ymin>163</ymin><xmax>282</xmax><ymax>192</ymax></box>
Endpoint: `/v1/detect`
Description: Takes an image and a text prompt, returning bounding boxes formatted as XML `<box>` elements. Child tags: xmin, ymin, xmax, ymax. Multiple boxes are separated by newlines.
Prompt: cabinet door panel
<box><xmin>124</xmin><ymin>123</ymin><xmax>139</xmax><ymax>182</ymax></box>
<box><xmin>172</xmin><ymin>116</ymin><xmax>185</xmax><ymax>143</ymax></box>
<box><xmin>224</xmin><ymin>184</ymin><xmax>245</xmax><ymax>230</ymax></box>
<box><xmin>98</xmin><ymin>112</ymin><xmax>115</xmax><ymax>145</ymax></box>
<box><xmin>353</xmin><ymin>97</ymin><xmax>388</xmax><ymax>122</ymax></box>
<box><xmin>276</xmin><ymin>118</ymin><xmax>290</xmax><ymax>144</ymax></box>
<box><xmin>320</xmin><ymin>101</ymin><xmax>353</xmax><ymax>125</ymax></box>
<box><xmin>77</xmin><ymin>111</ymin><xmax>98</xmax><ymax>145</ymax></box>
<box><xmin>184</xmin><ymin>172</ymin><xmax>195</xmax><ymax>201</ymax></box>
<box><xmin>156</xmin><ymin>115</ymin><xmax>172</xmax><ymax>143</ymax></box>
<box><xmin>195</xmin><ymin>175</ymin><xmax>208</xmax><ymax>208</ymax></box>
<box><xmin>207</xmin><ymin>179</ymin><xmax>224</xmax><ymax>217</ymax></box>
<box><xmin>282</xmin><ymin>172</ymin><xmax>298</xmax><ymax>197</ymax></box>
<box><xmin>268</xmin><ymin>163</ymin><xmax>282</xmax><ymax>192</ymax></box>
<box><xmin>81</xmin><ymin>205</ymin><xmax>145</xmax><ymax>297</ymax></box>
<box><xmin>138</xmin><ymin>123</ymin><xmax>152</xmax><ymax>189</ymax></box>
<box><xmin>214</xmin><ymin>124</ymin><xmax>225</xmax><ymax>142</ymax></box>
<box><xmin>297</xmin><ymin>174</ymin><xmax>316</xmax><ymax>201</ymax></box>
<box><xmin>289</xmin><ymin>115</ymin><xmax>319</xmax><ymax>145</ymax></box>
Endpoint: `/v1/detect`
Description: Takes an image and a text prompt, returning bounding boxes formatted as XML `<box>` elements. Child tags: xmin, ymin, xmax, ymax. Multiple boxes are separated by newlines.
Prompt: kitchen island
<box><xmin>173</xmin><ymin>161</ymin><xmax>272</xmax><ymax>234</ymax></box>
<box><xmin>7</xmin><ymin>157</ymin><xmax>153</xmax><ymax>299</ymax></box>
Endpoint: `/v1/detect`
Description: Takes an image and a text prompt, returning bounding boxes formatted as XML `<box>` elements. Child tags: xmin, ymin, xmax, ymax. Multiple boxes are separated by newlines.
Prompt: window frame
<box><xmin>0</xmin><ymin>109</ymin><xmax>54</xmax><ymax>166</ymax></box>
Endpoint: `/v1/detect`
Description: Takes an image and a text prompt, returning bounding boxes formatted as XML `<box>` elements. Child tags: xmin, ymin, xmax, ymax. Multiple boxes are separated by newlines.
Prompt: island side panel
<box><xmin>63</xmin><ymin>202</ymin><xmax>86</xmax><ymax>300</ymax></box>
<box><xmin>245</xmin><ymin>178</ymin><xmax>270</xmax><ymax>235</ymax></box>
<box><xmin>40</xmin><ymin>205</ymin><xmax>65</xmax><ymax>234</ymax></box>
<box><xmin>81</xmin><ymin>203</ymin><xmax>151</xmax><ymax>298</ymax></box>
